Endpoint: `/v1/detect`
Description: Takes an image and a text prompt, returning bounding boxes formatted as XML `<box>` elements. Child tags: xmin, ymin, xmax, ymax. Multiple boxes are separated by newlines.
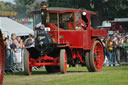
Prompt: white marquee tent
<box><xmin>0</xmin><ymin>17</ymin><xmax>34</xmax><ymax>38</ymax></box>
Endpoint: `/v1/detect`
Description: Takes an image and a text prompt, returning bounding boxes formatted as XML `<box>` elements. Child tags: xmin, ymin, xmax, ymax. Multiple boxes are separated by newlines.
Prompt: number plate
<box><xmin>35</xmin><ymin>27</ymin><xmax>50</xmax><ymax>34</ymax></box>
<box><xmin>36</xmin><ymin>29</ymin><xmax>45</xmax><ymax>34</ymax></box>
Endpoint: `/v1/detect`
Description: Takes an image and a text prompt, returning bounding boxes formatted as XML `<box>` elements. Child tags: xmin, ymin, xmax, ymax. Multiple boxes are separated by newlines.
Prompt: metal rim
<box><xmin>90</xmin><ymin>40</ymin><xmax>104</xmax><ymax>72</ymax></box>
<box><xmin>60</xmin><ymin>49</ymin><xmax>67</xmax><ymax>73</ymax></box>
<box><xmin>0</xmin><ymin>44</ymin><xmax>4</xmax><ymax>85</ymax></box>
<box><xmin>24</xmin><ymin>49</ymin><xmax>32</xmax><ymax>75</ymax></box>
<box><xmin>85</xmin><ymin>51</ymin><xmax>92</xmax><ymax>72</ymax></box>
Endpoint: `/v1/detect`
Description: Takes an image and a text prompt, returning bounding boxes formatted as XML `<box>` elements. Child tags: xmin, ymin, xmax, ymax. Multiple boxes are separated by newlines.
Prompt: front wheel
<box><xmin>24</xmin><ymin>49</ymin><xmax>32</xmax><ymax>75</ymax></box>
<box><xmin>90</xmin><ymin>40</ymin><xmax>104</xmax><ymax>72</ymax></box>
<box><xmin>60</xmin><ymin>49</ymin><xmax>67</xmax><ymax>73</ymax></box>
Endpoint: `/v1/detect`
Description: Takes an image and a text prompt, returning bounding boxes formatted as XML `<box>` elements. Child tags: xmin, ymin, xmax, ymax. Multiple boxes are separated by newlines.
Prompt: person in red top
<box><xmin>119</xmin><ymin>25</ymin><xmax>124</xmax><ymax>33</ymax></box>
<box><xmin>76</xmin><ymin>18</ymin><xmax>87</xmax><ymax>30</ymax></box>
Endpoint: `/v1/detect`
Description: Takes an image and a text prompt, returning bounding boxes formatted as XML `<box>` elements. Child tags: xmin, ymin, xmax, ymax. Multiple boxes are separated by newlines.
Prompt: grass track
<box><xmin>3</xmin><ymin>66</ymin><xmax>128</xmax><ymax>85</ymax></box>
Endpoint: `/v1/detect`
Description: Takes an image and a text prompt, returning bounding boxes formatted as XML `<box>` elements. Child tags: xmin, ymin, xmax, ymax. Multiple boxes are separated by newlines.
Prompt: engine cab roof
<box><xmin>30</xmin><ymin>7</ymin><xmax>96</xmax><ymax>15</ymax></box>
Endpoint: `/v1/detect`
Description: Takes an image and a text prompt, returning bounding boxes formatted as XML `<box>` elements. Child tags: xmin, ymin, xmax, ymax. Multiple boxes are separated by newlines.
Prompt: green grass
<box><xmin>3</xmin><ymin>66</ymin><xmax>128</xmax><ymax>85</ymax></box>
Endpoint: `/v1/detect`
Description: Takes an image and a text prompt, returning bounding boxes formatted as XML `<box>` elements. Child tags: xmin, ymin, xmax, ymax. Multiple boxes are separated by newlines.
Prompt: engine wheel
<box><xmin>45</xmin><ymin>66</ymin><xmax>60</xmax><ymax>73</ymax></box>
<box><xmin>24</xmin><ymin>49</ymin><xmax>32</xmax><ymax>75</ymax></box>
<box><xmin>0</xmin><ymin>42</ymin><xmax>5</xmax><ymax>85</ymax></box>
<box><xmin>60</xmin><ymin>49</ymin><xmax>67</xmax><ymax>73</ymax></box>
<box><xmin>85</xmin><ymin>51</ymin><xmax>92</xmax><ymax>72</ymax></box>
<box><xmin>90</xmin><ymin>40</ymin><xmax>104</xmax><ymax>72</ymax></box>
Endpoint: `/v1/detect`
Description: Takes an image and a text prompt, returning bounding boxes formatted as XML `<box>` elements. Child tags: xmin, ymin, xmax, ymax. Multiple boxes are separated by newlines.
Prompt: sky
<box><xmin>0</xmin><ymin>0</ymin><xmax>47</xmax><ymax>4</ymax></box>
<box><xmin>0</xmin><ymin>0</ymin><xmax>15</xmax><ymax>4</ymax></box>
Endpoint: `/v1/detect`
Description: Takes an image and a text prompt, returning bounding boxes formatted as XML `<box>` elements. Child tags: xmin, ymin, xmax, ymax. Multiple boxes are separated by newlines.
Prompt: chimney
<box><xmin>40</xmin><ymin>1</ymin><xmax>47</xmax><ymax>26</ymax></box>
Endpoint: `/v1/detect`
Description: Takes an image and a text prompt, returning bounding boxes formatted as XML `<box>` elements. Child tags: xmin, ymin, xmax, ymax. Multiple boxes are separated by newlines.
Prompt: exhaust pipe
<box><xmin>40</xmin><ymin>1</ymin><xmax>47</xmax><ymax>26</ymax></box>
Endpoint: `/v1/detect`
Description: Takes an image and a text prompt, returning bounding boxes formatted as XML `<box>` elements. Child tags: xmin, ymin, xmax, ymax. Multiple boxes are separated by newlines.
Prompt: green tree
<box><xmin>47</xmin><ymin>0</ymin><xmax>128</xmax><ymax>27</ymax></box>
<box><xmin>21</xmin><ymin>0</ymin><xmax>128</xmax><ymax>26</ymax></box>
<box><xmin>14</xmin><ymin>0</ymin><xmax>40</xmax><ymax>18</ymax></box>
<box><xmin>0</xmin><ymin>1</ymin><xmax>14</xmax><ymax>11</ymax></box>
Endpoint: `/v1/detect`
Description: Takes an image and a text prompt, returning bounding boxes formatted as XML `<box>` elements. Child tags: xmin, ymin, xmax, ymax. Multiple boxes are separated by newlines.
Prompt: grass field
<box><xmin>3</xmin><ymin>66</ymin><xmax>128</xmax><ymax>85</ymax></box>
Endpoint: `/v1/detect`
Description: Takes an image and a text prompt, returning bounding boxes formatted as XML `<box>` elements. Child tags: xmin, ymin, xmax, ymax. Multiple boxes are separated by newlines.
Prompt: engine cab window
<box><xmin>47</xmin><ymin>12</ymin><xmax>74</xmax><ymax>30</ymax></box>
<box><xmin>32</xmin><ymin>11</ymin><xmax>88</xmax><ymax>30</ymax></box>
<box><xmin>48</xmin><ymin>13</ymin><xmax>57</xmax><ymax>24</ymax></box>
<box><xmin>75</xmin><ymin>12</ymin><xmax>87</xmax><ymax>30</ymax></box>
<box><xmin>60</xmin><ymin>13</ymin><xmax>73</xmax><ymax>30</ymax></box>
<box><xmin>33</xmin><ymin>14</ymin><xmax>41</xmax><ymax>28</ymax></box>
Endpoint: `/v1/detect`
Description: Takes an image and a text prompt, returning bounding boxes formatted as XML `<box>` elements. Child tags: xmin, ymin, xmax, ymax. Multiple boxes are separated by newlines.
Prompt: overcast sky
<box><xmin>0</xmin><ymin>0</ymin><xmax>47</xmax><ymax>4</ymax></box>
<box><xmin>0</xmin><ymin>0</ymin><xmax>15</xmax><ymax>4</ymax></box>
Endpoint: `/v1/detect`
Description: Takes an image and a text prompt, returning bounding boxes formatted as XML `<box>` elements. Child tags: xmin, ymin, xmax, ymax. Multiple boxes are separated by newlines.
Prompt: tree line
<box><xmin>48</xmin><ymin>0</ymin><xmax>128</xmax><ymax>26</ymax></box>
<box><xmin>0</xmin><ymin>0</ymin><xmax>128</xmax><ymax>26</ymax></box>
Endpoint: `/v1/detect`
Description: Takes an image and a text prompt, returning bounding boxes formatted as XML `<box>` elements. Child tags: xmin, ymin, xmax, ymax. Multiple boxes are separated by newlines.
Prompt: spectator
<box><xmin>4</xmin><ymin>38</ymin><xmax>11</xmax><ymax>50</ymax></box>
<box><xmin>122</xmin><ymin>37</ymin><xmax>128</xmax><ymax>62</ymax></box>
<box><xmin>107</xmin><ymin>36</ymin><xmax>116</xmax><ymax>66</ymax></box>
<box><xmin>10</xmin><ymin>39</ymin><xmax>17</xmax><ymax>52</ymax></box>
<box><xmin>76</xmin><ymin>17</ymin><xmax>87</xmax><ymax>30</ymax></box>
<box><xmin>17</xmin><ymin>36</ymin><xmax>24</xmax><ymax>49</ymax></box>
<box><xmin>24</xmin><ymin>34</ymin><xmax>34</xmax><ymax>48</ymax></box>
<box><xmin>3</xmin><ymin>34</ymin><xmax>6</xmax><ymax>47</ymax></box>
<box><xmin>28</xmin><ymin>34</ymin><xmax>34</xmax><ymax>42</ymax></box>
<box><xmin>101</xmin><ymin>37</ymin><xmax>108</xmax><ymax>66</ymax></box>
<box><xmin>10</xmin><ymin>33</ymin><xmax>16</xmax><ymax>44</ymax></box>
<box><xmin>4</xmin><ymin>38</ymin><xmax>11</xmax><ymax>71</ymax></box>
<box><xmin>119</xmin><ymin>25</ymin><xmax>124</xmax><ymax>33</ymax></box>
<box><xmin>2</xmin><ymin>34</ymin><xmax>6</xmax><ymax>41</ymax></box>
<box><xmin>112</xmin><ymin>33</ymin><xmax>121</xmax><ymax>65</ymax></box>
<box><xmin>112</xmin><ymin>33</ymin><xmax>118</xmax><ymax>45</ymax></box>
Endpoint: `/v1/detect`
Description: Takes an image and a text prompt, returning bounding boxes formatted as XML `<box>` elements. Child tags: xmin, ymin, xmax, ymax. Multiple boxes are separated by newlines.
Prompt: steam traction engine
<box><xmin>24</xmin><ymin>2</ymin><xmax>107</xmax><ymax>75</ymax></box>
<box><xmin>0</xmin><ymin>30</ymin><xmax>5</xmax><ymax>85</ymax></box>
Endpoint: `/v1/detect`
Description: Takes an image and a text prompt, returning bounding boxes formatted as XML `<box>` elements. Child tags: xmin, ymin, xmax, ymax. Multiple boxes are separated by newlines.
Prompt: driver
<box><xmin>76</xmin><ymin>17</ymin><xmax>87</xmax><ymax>30</ymax></box>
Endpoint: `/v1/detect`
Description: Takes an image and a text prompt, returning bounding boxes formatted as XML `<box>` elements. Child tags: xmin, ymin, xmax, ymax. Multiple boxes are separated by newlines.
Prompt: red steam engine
<box><xmin>24</xmin><ymin>2</ymin><xmax>107</xmax><ymax>75</ymax></box>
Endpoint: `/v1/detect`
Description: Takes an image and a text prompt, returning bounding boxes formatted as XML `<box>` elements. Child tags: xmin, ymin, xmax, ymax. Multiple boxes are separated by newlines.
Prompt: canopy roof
<box><xmin>30</xmin><ymin>7</ymin><xmax>96</xmax><ymax>15</ymax></box>
<box><xmin>0</xmin><ymin>17</ymin><xmax>34</xmax><ymax>37</ymax></box>
<box><xmin>111</xmin><ymin>18</ymin><xmax>128</xmax><ymax>23</ymax></box>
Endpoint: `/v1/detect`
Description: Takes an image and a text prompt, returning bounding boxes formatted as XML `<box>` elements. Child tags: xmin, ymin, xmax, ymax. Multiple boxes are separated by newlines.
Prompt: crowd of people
<box><xmin>2</xmin><ymin>33</ymin><xmax>34</xmax><ymax>53</ymax></box>
<box><xmin>101</xmin><ymin>32</ymin><xmax>128</xmax><ymax>66</ymax></box>
<box><xmin>3</xmin><ymin>33</ymin><xmax>24</xmax><ymax>52</ymax></box>
<box><xmin>3</xmin><ymin>33</ymin><xmax>34</xmax><ymax>73</ymax></box>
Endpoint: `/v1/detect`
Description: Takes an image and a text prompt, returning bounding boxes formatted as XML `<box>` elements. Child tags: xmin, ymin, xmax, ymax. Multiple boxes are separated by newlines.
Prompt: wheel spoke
<box><xmin>93</xmin><ymin>41</ymin><xmax>104</xmax><ymax>71</ymax></box>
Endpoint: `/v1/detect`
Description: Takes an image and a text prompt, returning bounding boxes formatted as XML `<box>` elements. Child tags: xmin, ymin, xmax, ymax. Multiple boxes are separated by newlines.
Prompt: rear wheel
<box><xmin>0</xmin><ymin>42</ymin><xmax>5</xmax><ymax>85</ymax></box>
<box><xmin>60</xmin><ymin>49</ymin><xmax>67</xmax><ymax>73</ymax></box>
<box><xmin>24</xmin><ymin>49</ymin><xmax>32</xmax><ymax>75</ymax></box>
<box><xmin>90</xmin><ymin>40</ymin><xmax>104</xmax><ymax>72</ymax></box>
<box><xmin>85</xmin><ymin>51</ymin><xmax>92</xmax><ymax>72</ymax></box>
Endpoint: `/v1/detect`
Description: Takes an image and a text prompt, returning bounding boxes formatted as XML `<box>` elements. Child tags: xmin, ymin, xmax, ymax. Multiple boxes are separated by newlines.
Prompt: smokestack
<box><xmin>40</xmin><ymin>1</ymin><xmax>47</xmax><ymax>26</ymax></box>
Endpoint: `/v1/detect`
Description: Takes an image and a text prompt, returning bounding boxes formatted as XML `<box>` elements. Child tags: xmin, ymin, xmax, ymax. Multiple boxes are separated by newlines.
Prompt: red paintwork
<box><xmin>93</xmin><ymin>41</ymin><xmax>104</xmax><ymax>71</ymax></box>
<box><xmin>49</xmin><ymin>29</ymin><xmax>107</xmax><ymax>50</ymax></box>
<box><xmin>0</xmin><ymin>30</ymin><xmax>5</xmax><ymax>85</ymax></box>
<box><xmin>72</xmin><ymin>49</ymin><xmax>84</xmax><ymax>64</ymax></box>
<box><xmin>30</xmin><ymin>55</ymin><xmax>60</xmax><ymax>67</ymax></box>
<box><xmin>68</xmin><ymin>22</ymin><xmax>74</xmax><ymax>30</ymax></box>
